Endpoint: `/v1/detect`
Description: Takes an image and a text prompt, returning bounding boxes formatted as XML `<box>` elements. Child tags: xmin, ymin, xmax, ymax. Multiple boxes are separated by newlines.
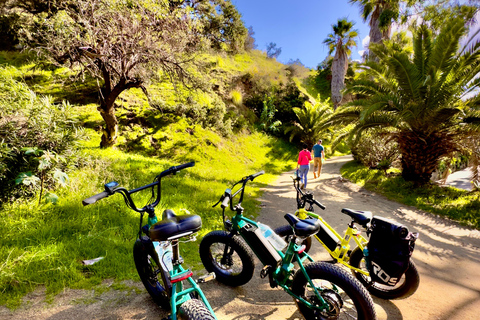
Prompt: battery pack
<box><xmin>241</xmin><ymin>224</ymin><xmax>282</xmax><ymax>267</ymax></box>
<box><xmin>315</xmin><ymin>220</ymin><xmax>340</xmax><ymax>252</ymax></box>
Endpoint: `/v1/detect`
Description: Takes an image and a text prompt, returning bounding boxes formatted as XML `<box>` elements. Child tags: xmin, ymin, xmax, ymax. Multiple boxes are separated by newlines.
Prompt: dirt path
<box><xmin>2</xmin><ymin>155</ymin><xmax>480</xmax><ymax>320</ymax></box>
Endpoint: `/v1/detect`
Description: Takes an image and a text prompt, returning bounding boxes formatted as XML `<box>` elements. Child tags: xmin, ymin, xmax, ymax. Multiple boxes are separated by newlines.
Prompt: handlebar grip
<box><xmin>172</xmin><ymin>161</ymin><xmax>195</xmax><ymax>172</ymax></box>
<box><xmin>221</xmin><ymin>188</ymin><xmax>232</xmax><ymax>208</ymax></box>
<box><xmin>221</xmin><ymin>194</ymin><xmax>230</xmax><ymax>209</ymax></box>
<box><xmin>314</xmin><ymin>200</ymin><xmax>326</xmax><ymax>210</ymax></box>
<box><xmin>250</xmin><ymin>170</ymin><xmax>265</xmax><ymax>180</ymax></box>
<box><xmin>159</xmin><ymin>162</ymin><xmax>195</xmax><ymax>178</ymax></box>
<box><xmin>82</xmin><ymin>191</ymin><xmax>109</xmax><ymax>206</ymax></box>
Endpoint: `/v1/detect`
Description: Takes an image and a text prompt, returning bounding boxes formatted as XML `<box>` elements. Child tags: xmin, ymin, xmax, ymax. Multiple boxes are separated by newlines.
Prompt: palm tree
<box><xmin>350</xmin><ymin>0</ymin><xmax>400</xmax><ymax>48</ymax></box>
<box><xmin>323</xmin><ymin>19</ymin><xmax>358</xmax><ymax>110</ymax></box>
<box><xmin>329</xmin><ymin>16</ymin><xmax>480</xmax><ymax>185</ymax></box>
<box><xmin>285</xmin><ymin>98</ymin><xmax>332</xmax><ymax>147</ymax></box>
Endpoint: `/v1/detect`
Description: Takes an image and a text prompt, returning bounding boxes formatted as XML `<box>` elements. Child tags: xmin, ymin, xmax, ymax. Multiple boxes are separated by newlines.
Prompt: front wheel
<box><xmin>178</xmin><ymin>299</ymin><xmax>216</xmax><ymax>320</ymax></box>
<box><xmin>133</xmin><ymin>237</ymin><xmax>170</xmax><ymax>309</ymax></box>
<box><xmin>274</xmin><ymin>225</ymin><xmax>312</xmax><ymax>253</ymax></box>
<box><xmin>291</xmin><ymin>262</ymin><xmax>376</xmax><ymax>320</ymax></box>
<box><xmin>199</xmin><ymin>230</ymin><xmax>255</xmax><ymax>287</ymax></box>
<box><xmin>349</xmin><ymin>247</ymin><xmax>420</xmax><ymax>299</ymax></box>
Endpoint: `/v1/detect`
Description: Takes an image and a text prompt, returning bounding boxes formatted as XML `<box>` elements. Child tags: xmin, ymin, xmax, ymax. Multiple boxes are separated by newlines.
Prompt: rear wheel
<box><xmin>274</xmin><ymin>225</ymin><xmax>312</xmax><ymax>252</ymax></box>
<box><xmin>178</xmin><ymin>299</ymin><xmax>215</xmax><ymax>320</ymax></box>
<box><xmin>291</xmin><ymin>262</ymin><xmax>376</xmax><ymax>320</ymax></box>
<box><xmin>133</xmin><ymin>237</ymin><xmax>170</xmax><ymax>309</ymax></box>
<box><xmin>349</xmin><ymin>247</ymin><xmax>420</xmax><ymax>299</ymax></box>
<box><xmin>199</xmin><ymin>230</ymin><xmax>255</xmax><ymax>287</ymax></box>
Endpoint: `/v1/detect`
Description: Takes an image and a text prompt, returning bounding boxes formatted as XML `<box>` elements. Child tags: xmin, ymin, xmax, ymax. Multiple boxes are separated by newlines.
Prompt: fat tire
<box><xmin>178</xmin><ymin>299</ymin><xmax>216</xmax><ymax>320</ymax></box>
<box><xmin>274</xmin><ymin>225</ymin><xmax>312</xmax><ymax>253</ymax></box>
<box><xmin>349</xmin><ymin>247</ymin><xmax>420</xmax><ymax>299</ymax></box>
<box><xmin>199</xmin><ymin>230</ymin><xmax>255</xmax><ymax>287</ymax></box>
<box><xmin>133</xmin><ymin>237</ymin><xmax>170</xmax><ymax>309</ymax></box>
<box><xmin>291</xmin><ymin>261</ymin><xmax>376</xmax><ymax>320</ymax></box>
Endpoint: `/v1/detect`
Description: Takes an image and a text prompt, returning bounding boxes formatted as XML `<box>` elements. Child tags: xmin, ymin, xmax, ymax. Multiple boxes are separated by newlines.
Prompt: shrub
<box><xmin>0</xmin><ymin>71</ymin><xmax>84</xmax><ymax>203</ymax></box>
<box><xmin>350</xmin><ymin>131</ymin><xmax>400</xmax><ymax>174</ymax></box>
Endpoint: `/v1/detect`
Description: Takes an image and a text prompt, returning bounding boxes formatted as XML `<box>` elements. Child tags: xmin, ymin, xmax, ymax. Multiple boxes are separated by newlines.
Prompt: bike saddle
<box><xmin>149</xmin><ymin>209</ymin><xmax>202</xmax><ymax>241</ymax></box>
<box><xmin>284</xmin><ymin>213</ymin><xmax>320</xmax><ymax>238</ymax></box>
<box><xmin>341</xmin><ymin>208</ymin><xmax>372</xmax><ymax>227</ymax></box>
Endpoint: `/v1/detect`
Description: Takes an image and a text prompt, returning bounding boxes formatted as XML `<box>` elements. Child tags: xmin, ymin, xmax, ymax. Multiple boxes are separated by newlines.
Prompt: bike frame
<box><xmin>145</xmin><ymin>217</ymin><xmax>218</xmax><ymax>320</ymax></box>
<box><xmin>221</xmin><ymin>173</ymin><xmax>340</xmax><ymax>312</ymax></box>
<box><xmin>294</xmin><ymin>208</ymin><xmax>370</xmax><ymax>276</ymax></box>
<box><xmin>83</xmin><ymin>162</ymin><xmax>217</xmax><ymax>320</ymax></box>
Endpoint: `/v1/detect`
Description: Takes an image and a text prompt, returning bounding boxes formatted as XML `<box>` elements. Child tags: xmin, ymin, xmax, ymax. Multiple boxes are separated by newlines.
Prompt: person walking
<box><xmin>296</xmin><ymin>143</ymin><xmax>312</xmax><ymax>189</ymax></box>
<box><xmin>311</xmin><ymin>139</ymin><xmax>325</xmax><ymax>179</ymax></box>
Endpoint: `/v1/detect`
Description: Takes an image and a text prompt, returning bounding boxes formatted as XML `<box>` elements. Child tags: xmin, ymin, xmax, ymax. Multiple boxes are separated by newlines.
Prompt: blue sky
<box><xmin>232</xmin><ymin>0</ymin><xmax>371</xmax><ymax>69</ymax></box>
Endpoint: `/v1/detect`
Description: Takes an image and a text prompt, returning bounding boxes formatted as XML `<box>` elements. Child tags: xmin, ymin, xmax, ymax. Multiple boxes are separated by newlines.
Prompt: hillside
<box><xmin>0</xmin><ymin>48</ymin><xmax>312</xmax><ymax>308</ymax></box>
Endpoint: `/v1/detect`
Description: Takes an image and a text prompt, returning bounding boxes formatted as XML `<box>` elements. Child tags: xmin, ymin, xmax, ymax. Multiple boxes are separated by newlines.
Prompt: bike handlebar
<box><xmin>313</xmin><ymin>199</ymin><xmax>326</xmax><ymax>210</ymax></box>
<box><xmin>214</xmin><ymin>171</ymin><xmax>265</xmax><ymax>210</ymax></box>
<box><xmin>82</xmin><ymin>191</ymin><xmax>109</xmax><ymax>206</ymax></box>
<box><xmin>82</xmin><ymin>162</ymin><xmax>195</xmax><ymax>212</ymax></box>
<box><xmin>157</xmin><ymin>161</ymin><xmax>195</xmax><ymax>179</ymax></box>
<box><xmin>291</xmin><ymin>175</ymin><xmax>326</xmax><ymax>210</ymax></box>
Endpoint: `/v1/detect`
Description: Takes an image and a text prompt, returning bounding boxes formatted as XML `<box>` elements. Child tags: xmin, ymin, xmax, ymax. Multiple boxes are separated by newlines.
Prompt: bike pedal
<box><xmin>197</xmin><ymin>272</ymin><xmax>216</xmax><ymax>283</ymax></box>
<box><xmin>260</xmin><ymin>265</ymin><xmax>273</xmax><ymax>279</ymax></box>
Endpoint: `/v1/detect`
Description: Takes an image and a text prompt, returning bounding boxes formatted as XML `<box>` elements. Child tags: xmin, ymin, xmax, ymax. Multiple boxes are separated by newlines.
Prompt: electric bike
<box><xmin>83</xmin><ymin>162</ymin><xmax>217</xmax><ymax>320</ymax></box>
<box><xmin>200</xmin><ymin>171</ymin><xmax>377</xmax><ymax>320</ymax></box>
<box><xmin>274</xmin><ymin>175</ymin><xmax>420</xmax><ymax>300</ymax></box>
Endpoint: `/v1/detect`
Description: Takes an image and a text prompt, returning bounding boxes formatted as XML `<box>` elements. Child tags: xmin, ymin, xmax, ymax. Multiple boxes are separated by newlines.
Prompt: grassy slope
<box><xmin>0</xmin><ymin>51</ymin><xmax>300</xmax><ymax>308</ymax></box>
<box><xmin>341</xmin><ymin>161</ymin><xmax>480</xmax><ymax>229</ymax></box>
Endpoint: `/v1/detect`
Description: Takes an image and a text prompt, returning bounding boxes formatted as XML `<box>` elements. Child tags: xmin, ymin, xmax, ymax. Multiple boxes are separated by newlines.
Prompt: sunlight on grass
<box><xmin>341</xmin><ymin>160</ymin><xmax>480</xmax><ymax>229</ymax></box>
<box><xmin>0</xmin><ymin>124</ymin><xmax>297</xmax><ymax>308</ymax></box>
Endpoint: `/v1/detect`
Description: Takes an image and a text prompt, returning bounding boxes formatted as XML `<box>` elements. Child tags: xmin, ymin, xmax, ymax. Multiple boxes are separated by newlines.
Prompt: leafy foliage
<box><xmin>350</xmin><ymin>130</ymin><xmax>400</xmax><ymax>174</ymax></box>
<box><xmin>285</xmin><ymin>97</ymin><xmax>333</xmax><ymax>147</ymax></box>
<box><xmin>259</xmin><ymin>95</ymin><xmax>282</xmax><ymax>133</ymax></box>
<box><xmin>331</xmin><ymin>15</ymin><xmax>480</xmax><ymax>185</ymax></box>
<box><xmin>0</xmin><ymin>70</ymin><xmax>84</xmax><ymax>204</ymax></box>
<box><xmin>266</xmin><ymin>42</ymin><xmax>282</xmax><ymax>59</ymax></box>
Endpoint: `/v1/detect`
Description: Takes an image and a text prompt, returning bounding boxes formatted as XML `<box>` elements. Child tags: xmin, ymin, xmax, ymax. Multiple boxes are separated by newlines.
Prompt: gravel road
<box><xmin>2</xmin><ymin>155</ymin><xmax>480</xmax><ymax>320</ymax></box>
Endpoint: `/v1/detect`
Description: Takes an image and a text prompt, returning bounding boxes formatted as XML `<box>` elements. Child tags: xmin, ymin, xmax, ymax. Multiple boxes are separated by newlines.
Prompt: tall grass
<box><xmin>0</xmin><ymin>49</ymin><xmax>300</xmax><ymax>309</ymax></box>
<box><xmin>0</xmin><ymin>127</ymin><xmax>297</xmax><ymax>308</ymax></box>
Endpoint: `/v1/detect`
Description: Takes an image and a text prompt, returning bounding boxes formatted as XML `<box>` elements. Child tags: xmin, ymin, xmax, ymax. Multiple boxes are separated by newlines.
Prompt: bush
<box><xmin>0</xmin><ymin>71</ymin><xmax>84</xmax><ymax>203</ymax></box>
<box><xmin>350</xmin><ymin>131</ymin><xmax>400</xmax><ymax>174</ymax></box>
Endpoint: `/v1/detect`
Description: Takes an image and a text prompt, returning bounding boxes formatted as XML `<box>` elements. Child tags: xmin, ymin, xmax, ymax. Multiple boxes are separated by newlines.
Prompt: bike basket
<box><xmin>366</xmin><ymin>216</ymin><xmax>417</xmax><ymax>286</ymax></box>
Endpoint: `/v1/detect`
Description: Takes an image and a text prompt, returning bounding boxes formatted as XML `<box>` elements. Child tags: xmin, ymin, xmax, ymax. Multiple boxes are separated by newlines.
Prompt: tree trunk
<box><xmin>331</xmin><ymin>44</ymin><xmax>348</xmax><ymax>110</ymax></box>
<box><xmin>369</xmin><ymin>6</ymin><xmax>383</xmax><ymax>45</ymax></box>
<box><xmin>397</xmin><ymin>131</ymin><xmax>456</xmax><ymax>185</ymax></box>
<box><xmin>99</xmin><ymin>100</ymin><xmax>118</xmax><ymax>148</ymax></box>
<box><xmin>367</xmin><ymin>4</ymin><xmax>391</xmax><ymax>61</ymax></box>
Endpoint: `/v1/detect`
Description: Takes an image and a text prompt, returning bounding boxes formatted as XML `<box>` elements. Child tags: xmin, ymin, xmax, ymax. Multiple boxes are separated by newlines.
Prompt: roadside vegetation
<box><xmin>1</xmin><ymin>0</ymin><xmax>479</xmax><ymax>310</ymax></box>
<box><xmin>341</xmin><ymin>161</ymin><xmax>480</xmax><ymax>229</ymax></box>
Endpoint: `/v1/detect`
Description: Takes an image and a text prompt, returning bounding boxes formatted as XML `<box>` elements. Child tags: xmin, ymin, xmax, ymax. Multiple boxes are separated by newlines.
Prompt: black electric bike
<box><xmin>199</xmin><ymin>171</ymin><xmax>377</xmax><ymax>320</ymax></box>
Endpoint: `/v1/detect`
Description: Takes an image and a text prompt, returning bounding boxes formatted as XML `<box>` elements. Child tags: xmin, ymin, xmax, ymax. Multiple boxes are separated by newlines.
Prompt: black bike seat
<box><xmin>149</xmin><ymin>209</ymin><xmax>202</xmax><ymax>241</ymax></box>
<box><xmin>341</xmin><ymin>208</ymin><xmax>372</xmax><ymax>227</ymax></box>
<box><xmin>284</xmin><ymin>213</ymin><xmax>320</xmax><ymax>237</ymax></box>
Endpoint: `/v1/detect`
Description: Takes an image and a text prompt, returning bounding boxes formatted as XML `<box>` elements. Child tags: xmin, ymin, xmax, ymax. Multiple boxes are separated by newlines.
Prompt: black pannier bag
<box><xmin>366</xmin><ymin>216</ymin><xmax>418</xmax><ymax>286</ymax></box>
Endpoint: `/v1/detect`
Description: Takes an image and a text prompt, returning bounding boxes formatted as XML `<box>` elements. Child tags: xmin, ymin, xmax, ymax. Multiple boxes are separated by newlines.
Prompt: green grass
<box><xmin>341</xmin><ymin>160</ymin><xmax>480</xmax><ymax>229</ymax></box>
<box><xmin>0</xmin><ymin>124</ymin><xmax>297</xmax><ymax>308</ymax></box>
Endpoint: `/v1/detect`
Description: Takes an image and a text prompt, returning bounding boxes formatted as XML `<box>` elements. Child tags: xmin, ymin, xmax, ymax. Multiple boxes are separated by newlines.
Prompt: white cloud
<box><xmin>362</xmin><ymin>35</ymin><xmax>370</xmax><ymax>49</ymax></box>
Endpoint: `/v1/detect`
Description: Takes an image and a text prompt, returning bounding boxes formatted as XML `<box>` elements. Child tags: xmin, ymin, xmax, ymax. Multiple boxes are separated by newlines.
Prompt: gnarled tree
<box><xmin>28</xmin><ymin>0</ymin><xmax>246</xmax><ymax>148</ymax></box>
<box><xmin>31</xmin><ymin>0</ymin><xmax>202</xmax><ymax>147</ymax></box>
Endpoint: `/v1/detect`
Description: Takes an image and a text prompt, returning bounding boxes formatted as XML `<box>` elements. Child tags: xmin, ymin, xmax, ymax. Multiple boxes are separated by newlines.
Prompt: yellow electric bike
<box><xmin>274</xmin><ymin>176</ymin><xmax>420</xmax><ymax>300</ymax></box>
